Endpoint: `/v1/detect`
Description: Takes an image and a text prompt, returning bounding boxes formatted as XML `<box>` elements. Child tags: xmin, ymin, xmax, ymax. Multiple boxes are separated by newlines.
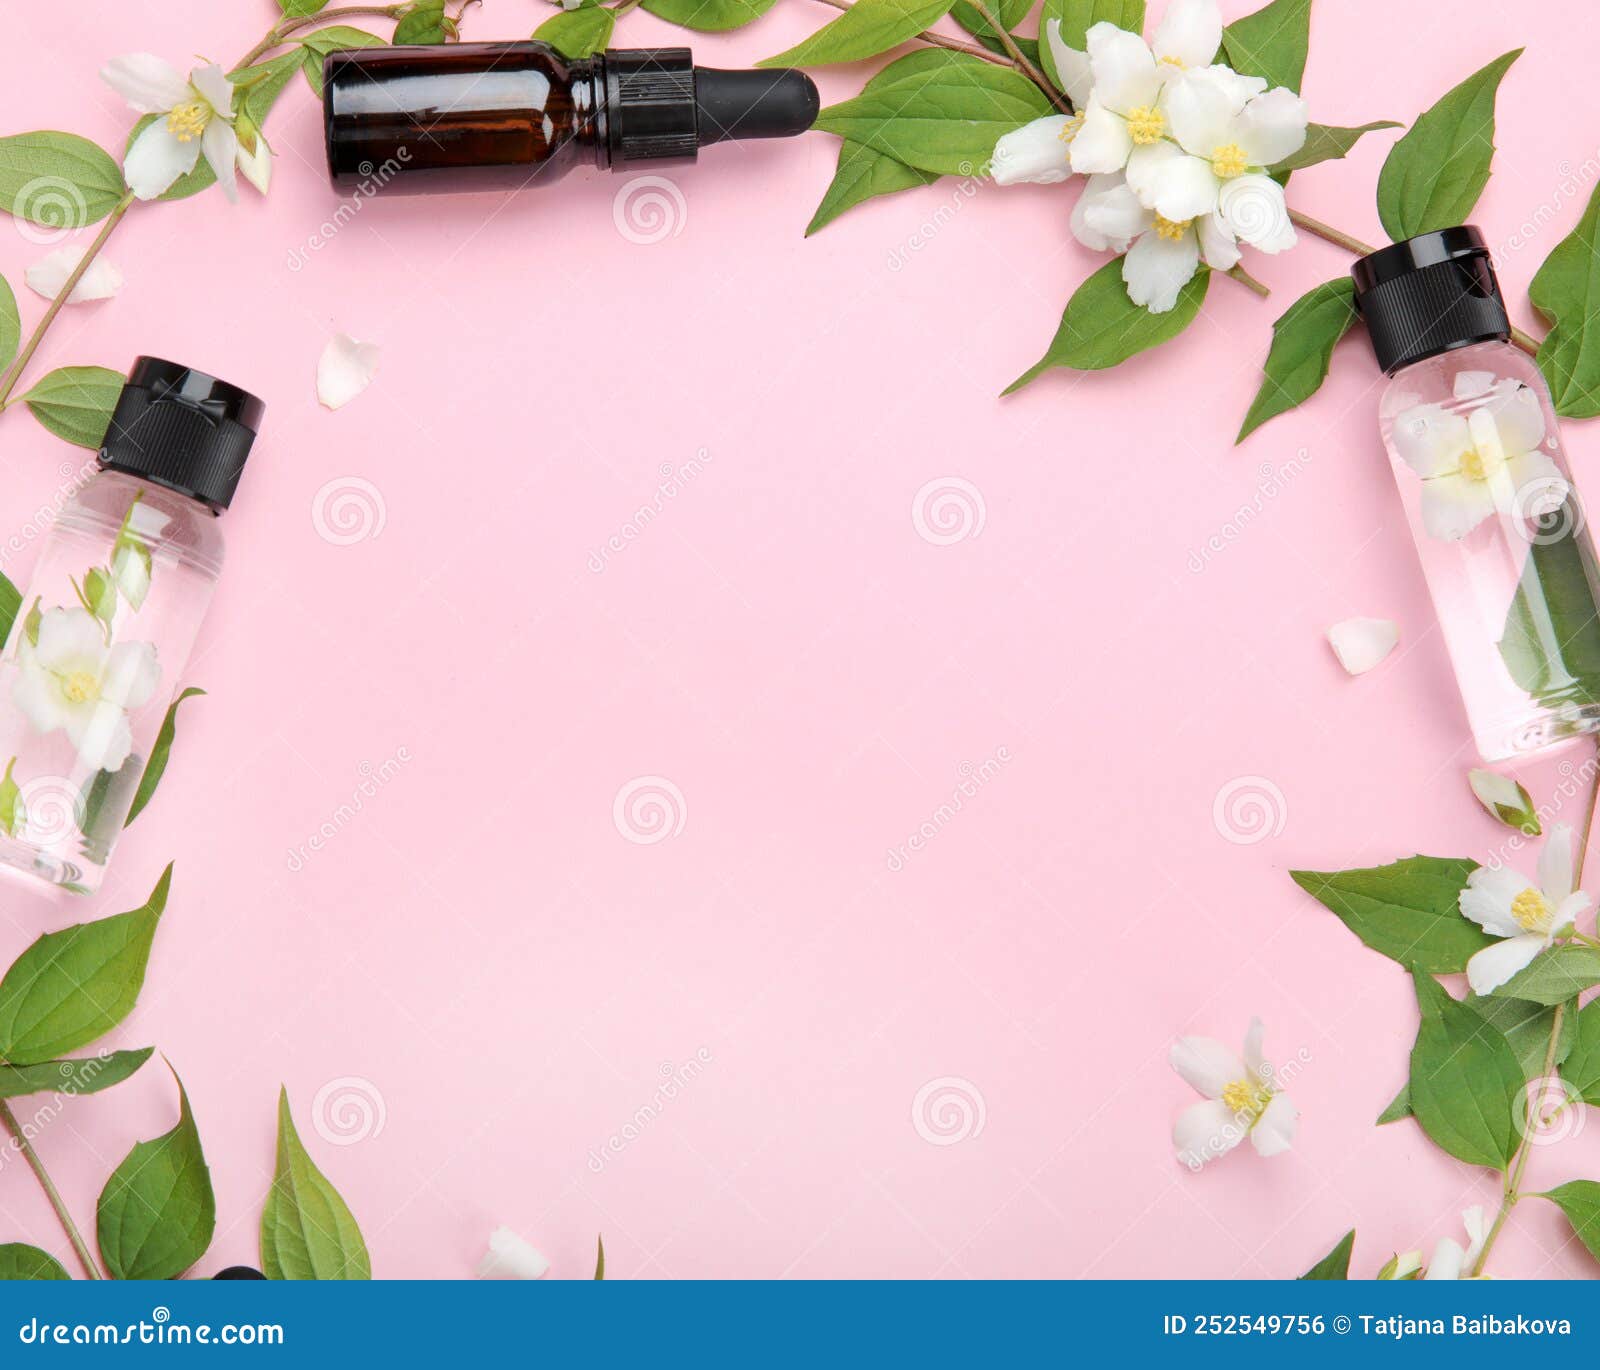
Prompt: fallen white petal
<box><xmin>317</xmin><ymin>333</ymin><xmax>381</xmax><ymax>410</ymax></box>
<box><xmin>1327</xmin><ymin>617</ymin><xmax>1398</xmax><ymax>675</ymax></box>
<box><xmin>476</xmin><ymin>1225</ymin><xmax>550</xmax><ymax>1279</ymax></box>
<box><xmin>25</xmin><ymin>246</ymin><xmax>124</xmax><ymax>304</ymax></box>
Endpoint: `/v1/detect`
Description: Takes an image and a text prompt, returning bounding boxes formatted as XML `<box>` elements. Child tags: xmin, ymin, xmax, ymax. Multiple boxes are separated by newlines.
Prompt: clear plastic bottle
<box><xmin>1355</xmin><ymin>229</ymin><xmax>1600</xmax><ymax>762</ymax></box>
<box><xmin>0</xmin><ymin>358</ymin><xmax>263</xmax><ymax>891</ymax></box>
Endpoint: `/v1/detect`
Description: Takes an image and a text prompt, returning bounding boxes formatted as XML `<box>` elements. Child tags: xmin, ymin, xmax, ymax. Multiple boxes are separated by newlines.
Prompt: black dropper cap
<box><xmin>1351</xmin><ymin>226</ymin><xmax>1511</xmax><ymax>375</ymax></box>
<box><xmin>603</xmin><ymin>49</ymin><xmax>819</xmax><ymax>166</ymax></box>
<box><xmin>99</xmin><ymin>358</ymin><xmax>264</xmax><ymax>514</ymax></box>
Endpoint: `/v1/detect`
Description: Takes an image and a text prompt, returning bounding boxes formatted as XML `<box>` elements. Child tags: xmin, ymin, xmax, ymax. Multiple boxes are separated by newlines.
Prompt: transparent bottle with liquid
<box><xmin>0</xmin><ymin>357</ymin><xmax>263</xmax><ymax>892</ymax></box>
<box><xmin>1355</xmin><ymin>228</ymin><xmax>1600</xmax><ymax>762</ymax></box>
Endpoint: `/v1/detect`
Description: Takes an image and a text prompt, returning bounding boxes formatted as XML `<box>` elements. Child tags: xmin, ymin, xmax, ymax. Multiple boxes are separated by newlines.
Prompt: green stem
<box><xmin>1227</xmin><ymin>264</ymin><xmax>1271</xmax><ymax>298</ymax></box>
<box><xmin>1285</xmin><ymin>207</ymin><xmax>1541</xmax><ymax>358</ymax></box>
<box><xmin>961</xmin><ymin>0</ymin><xmax>1069</xmax><ymax>113</ymax></box>
<box><xmin>0</xmin><ymin>1100</ymin><xmax>103</xmax><ymax>1279</ymax></box>
<box><xmin>236</xmin><ymin>4</ymin><xmax>406</xmax><ymax>69</ymax></box>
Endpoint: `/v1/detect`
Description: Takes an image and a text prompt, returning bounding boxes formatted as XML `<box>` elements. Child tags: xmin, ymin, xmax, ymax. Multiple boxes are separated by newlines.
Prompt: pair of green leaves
<box><xmin>763</xmin><ymin>0</ymin><xmax>956</xmax><ymax>69</ymax></box>
<box><xmin>535</xmin><ymin>3</ymin><xmax>618</xmax><ymax>60</ymax></box>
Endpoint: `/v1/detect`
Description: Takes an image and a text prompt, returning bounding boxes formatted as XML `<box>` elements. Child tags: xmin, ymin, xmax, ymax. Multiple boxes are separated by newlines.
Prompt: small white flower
<box><xmin>1391</xmin><ymin>380</ymin><xmax>1561</xmax><ymax>541</ymax></box>
<box><xmin>317</xmin><ymin>334</ymin><xmax>381</xmax><ymax>410</ymax></box>
<box><xmin>1128</xmin><ymin>65</ymin><xmax>1304</xmax><ymax>233</ymax></box>
<box><xmin>236</xmin><ymin>129</ymin><xmax>273</xmax><ymax>196</ymax></box>
<box><xmin>24</xmin><ymin>246</ymin><xmax>123</xmax><ymax>304</ymax></box>
<box><xmin>1070</xmin><ymin>0</ymin><xmax>1224</xmax><ymax>178</ymax></box>
<box><xmin>1071</xmin><ymin>172</ymin><xmax>1238</xmax><ymax>312</ymax></box>
<box><xmin>1459</xmin><ymin>824</ymin><xmax>1590</xmax><ymax>994</ymax></box>
<box><xmin>991</xmin><ymin>21</ymin><xmax>1097</xmax><ymax>186</ymax></box>
<box><xmin>1326</xmin><ymin>617</ymin><xmax>1398</xmax><ymax>675</ymax></box>
<box><xmin>102</xmin><ymin>54</ymin><xmax>239</xmax><ymax>202</ymax></box>
<box><xmin>1468</xmin><ymin>769</ymin><xmax>1540</xmax><ymax>834</ymax></box>
<box><xmin>1171</xmin><ymin>1017</ymin><xmax>1297</xmax><ymax>1168</ymax></box>
<box><xmin>476</xmin><ymin>1226</ymin><xmax>550</xmax><ymax>1279</ymax></box>
<box><xmin>11</xmin><ymin>608</ymin><xmax>160</xmax><ymax>773</ymax></box>
<box><xmin>1422</xmin><ymin>1206</ymin><xmax>1488</xmax><ymax>1280</ymax></box>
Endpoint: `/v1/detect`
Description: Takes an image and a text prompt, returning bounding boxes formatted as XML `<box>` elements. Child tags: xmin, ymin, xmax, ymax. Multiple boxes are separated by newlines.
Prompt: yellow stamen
<box><xmin>60</xmin><ymin>670</ymin><xmax>97</xmax><ymax>705</ymax></box>
<box><xmin>1125</xmin><ymin>105</ymin><xmax>1166</xmax><ymax>145</ymax></box>
<box><xmin>1221</xmin><ymin>1078</ymin><xmax>1267</xmax><ymax>1118</ymax></box>
<box><xmin>1158</xmin><ymin>54</ymin><xmax>1186</xmax><ymax>69</ymax></box>
<box><xmin>1211</xmin><ymin>142</ymin><xmax>1248</xmax><ymax>179</ymax></box>
<box><xmin>1057</xmin><ymin>112</ymin><xmax>1085</xmax><ymax>145</ymax></box>
<box><xmin>1459</xmin><ymin>444</ymin><xmax>1498</xmax><ymax>482</ymax></box>
<box><xmin>165</xmin><ymin>100</ymin><xmax>211</xmax><ymax>144</ymax></box>
<box><xmin>1511</xmin><ymin>887</ymin><xmax>1553</xmax><ymax>932</ymax></box>
<box><xmin>1154</xmin><ymin>215</ymin><xmax>1192</xmax><ymax>242</ymax></box>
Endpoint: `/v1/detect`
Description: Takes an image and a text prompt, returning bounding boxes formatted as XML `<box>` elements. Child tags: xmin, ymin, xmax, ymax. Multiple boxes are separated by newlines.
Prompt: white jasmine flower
<box><xmin>1170</xmin><ymin>1017</ymin><xmax>1297</xmax><ymax>1168</ymax></box>
<box><xmin>1468</xmin><ymin>769</ymin><xmax>1540</xmax><ymax>834</ymax></box>
<box><xmin>102</xmin><ymin>55</ymin><xmax>240</xmax><ymax>202</ymax></box>
<box><xmin>991</xmin><ymin>21</ymin><xmax>1096</xmax><ymax>185</ymax></box>
<box><xmin>476</xmin><ymin>1226</ymin><xmax>550</xmax><ymax>1279</ymax></box>
<box><xmin>1459</xmin><ymin>825</ymin><xmax>1590</xmax><ymax>995</ymax></box>
<box><xmin>1326</xmin><ymin>617</ymin><xmax>1398</xmax><ymax>675</ymax></box>
<box><xmin>24</xmin><ymin>246</ymin><xmax>123</xmax><ymax>304</ymax></box>
<box><xmin>1391</xmin><ymin>380</ymin><xmax>1562</xmax><ymax>541</ymax></box>
<box><xmin>236</xmin><ymin>128</ymin><xmax>273</xmax><ymax>196</ymax></box>
<box><xmin>1422</xmin><ymin>1207</ymin><xmax>1487</xmax><ymax>1280</ymax></box>
<box><xmin>317</xmin><ymin>334</ymin><xmax>381</xmax><ymax>410</ymax></box>
<box><xmin>11</xmin><ymin>608</ymin><xmax>160</xmax><ymax>773</ymax></box>
<box><xmin>1129</xmin><ymin>65</ymin><xmax>1305</xmax><ymax>234</ymax></box>
<box><xmin>1071</xmin><ymin>173</ymin><xmax>1238</xmax><ymax>311</ymax></box>
<box><xmin>1070</xmin><ymin>0</ymin><xmax>1223</xmax><ymax>177</ymax></box>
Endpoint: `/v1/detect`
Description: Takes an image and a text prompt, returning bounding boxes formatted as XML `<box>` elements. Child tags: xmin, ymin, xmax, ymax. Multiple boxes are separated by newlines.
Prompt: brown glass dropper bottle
<box><xmin>322</xmin><ymin>42</ymin><xmax>819</xmax><ymax>195</ymax></box>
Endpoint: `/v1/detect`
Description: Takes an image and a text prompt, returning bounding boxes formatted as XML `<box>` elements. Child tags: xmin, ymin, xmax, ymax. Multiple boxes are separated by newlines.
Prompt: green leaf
<box><xmin>1041</xmin><ymin>0</ymin><xmax>1144</xmax><ymax>50</ymax></box>
<box><xmin>1006</xmin><ymin>257</ymin><xmax>1208</xmax><ymax>390</ymax></box>
<box><xmin>235</xmin><ymin>47</ymin><xmax>313</xmax><ymax>125</ymax></box>
<box><xmin>20</xmin><ymin>366</ymin><xmax>124</xmax><ymax>450</ymax></box>
<box><xmin>1237</xmin><ymin>278</ymin><xmax>1356</xmax><ymax>441</ymax></box>
<box><xmin>640</xmin><ymin>0</ymin><xmax>778</xmax><ymax>30</ymax></box>
<box><xmin>97</xmin><ymin>1071</ymin><xmax>215</xmax><ymax>1281</ymax></box>
<box><xmin>594</xmin><ymin>1234</ymin><xmax>606</xmax><ymax>1279</ymax></box>
<box><xmin>534</xmin><ymin>5</ymin><xmax>617</xmax><ymax>58</ymax></box>
<box><xmin>952</xmin><ymin>0</ymin><xmax>1030</xmax><ymax>44</ymax></box>
<box><xmin>0</xmin><ymin>1244</ymin><xmax>69</xmax><ymax>1280</ymax></box>
<box><xmin>1539</xmin><ymin>1181</ymin><xmax>1600</xmax><ymax>1264</ymax></box>
<box><xmin>1289</xmin><ymin>856</ymin><xmax>1492</xmax><ymax>972</ymax></box>
<box><xmin>1557</xmin><ymin>998</ymin><xmax>1600</xmax><ymax>1103</ymax></box>
<box><xmin>261</xmin><ymin>1088</ymin><xmax>371</xmax><ymax>1280</ymax></box>
<box><xmin>1530</xmin><ymin>180</ymin><xmax>1600</xmax><ymax>417</ymax></box>
<box><xmin>300</xmin><ymin>25</ymin><xmax>389</xmax><ymax>54</ymax></box>
<box><xmin>1219</xmin><ymin>0</ymin><xmax>1311</xmax><ymax>93</ymax></box>
<box><xmin>761</xmin><ymin>0</ymin><xmax>958</xmax><ymax>68</ymax></box>
<box><xmin>1270</xmin><ymin>121</ymin><xmax>1402</xmax><ymax>175</ymax></box>
<box><xmin>0</xmin><ymin>864</ymin><xmax>172</xmax><ymax>1064</ymax></box>
<box><xmin>0</xmin><ymin>273</ymin><xmax>18</xmax><ymax>374</ymax></box>
<box><xmin>1376</xmin><ymin>50</ymin><xmax>1520</xmax><ymax>242</ymax></box>
<box><xmin>395</xmin><ymin>2</ymin><xmax>452</xmax><ymax>44</ymax></box>
<box><xmin>0</xmin><ymin>572</ymin><xmax>18</xmax><ymax>645</ymax></box>
<box><xmin>1407</xmin><ymin>971</ymin><xmax>1522</xmax><ymax>1168</ymax></box>
<box><xmin>813</xmin><ymin>52</ymin><xmax>1049</xmax><ymax>176</ymax></box>
<box><xmin>125</xmin><ymin>688</ymin><xmax>205</xmax><ymax>827</ymax></box>
<box><xmin>0</xmin><ymin>132</ymin><xmax>125</xmax><ymax>229</ymax></box>
<box><xmin>1498</xmin><ymin>513</ymin><xmax>1600</xmax><ymax>714</ymax></box>
<box><xmin>0</xmin><ymin>1047</ymin><xmax>152</xmax><ymax>1099</ymax></box>
<box><xmin>279</xmin><ymin>0</ymin><xmax>331</xmax><ymax>14</ymax></box>
<box><xmin>0</xmin><ymin>758</ymin><xmax>20</xmax><ymax>838</ymax></box>
<box><xmin>1491</xmin><ymin>945</ymin><xmax>1600</xmax><ymax>1006</ymax></box>
<box><xmin>1298</xmin><ymin>1229</ymin><xmax>1354</xmax><ymax>1279</ymax></box>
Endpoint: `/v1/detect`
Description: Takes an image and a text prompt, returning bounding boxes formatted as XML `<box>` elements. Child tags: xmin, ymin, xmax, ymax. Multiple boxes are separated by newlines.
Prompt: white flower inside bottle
<box><xmin>1354</xmin><ymin>228</ymin><xmax>1600</xmax><ymax>761</ymax></box>
<box><xmin>0</xmin><ymin>357</ymin><xmax>263</xmax><ymax>892</ymax></box>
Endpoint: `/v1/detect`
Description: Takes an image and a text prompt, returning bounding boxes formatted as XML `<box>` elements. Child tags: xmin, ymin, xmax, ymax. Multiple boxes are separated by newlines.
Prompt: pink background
<box><xmin>3</xmin><ymin>0</ymin><xmax>1600</xmax><ymax>1280</ymax></box>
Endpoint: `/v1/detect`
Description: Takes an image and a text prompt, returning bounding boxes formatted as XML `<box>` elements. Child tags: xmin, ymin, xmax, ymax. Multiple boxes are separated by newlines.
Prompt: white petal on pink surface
<box><xmin>317</xmin><ymin>333</ymin><xmax>381</xmax><ymax>410</ymax></box>
<box><xmin>1326</xmin><ymin>617</ymin><xmax>1398</xmax><ymax>675</ymax></box>
<box><xmin>476</xmin><ymin>1226</ymin><xmax>550</xmax><ymax>1279</ymax></box>
<box><xmin>25</xmin><ymin>245</ymin><xmax>124</xmax><ymax>303</ymax></box>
